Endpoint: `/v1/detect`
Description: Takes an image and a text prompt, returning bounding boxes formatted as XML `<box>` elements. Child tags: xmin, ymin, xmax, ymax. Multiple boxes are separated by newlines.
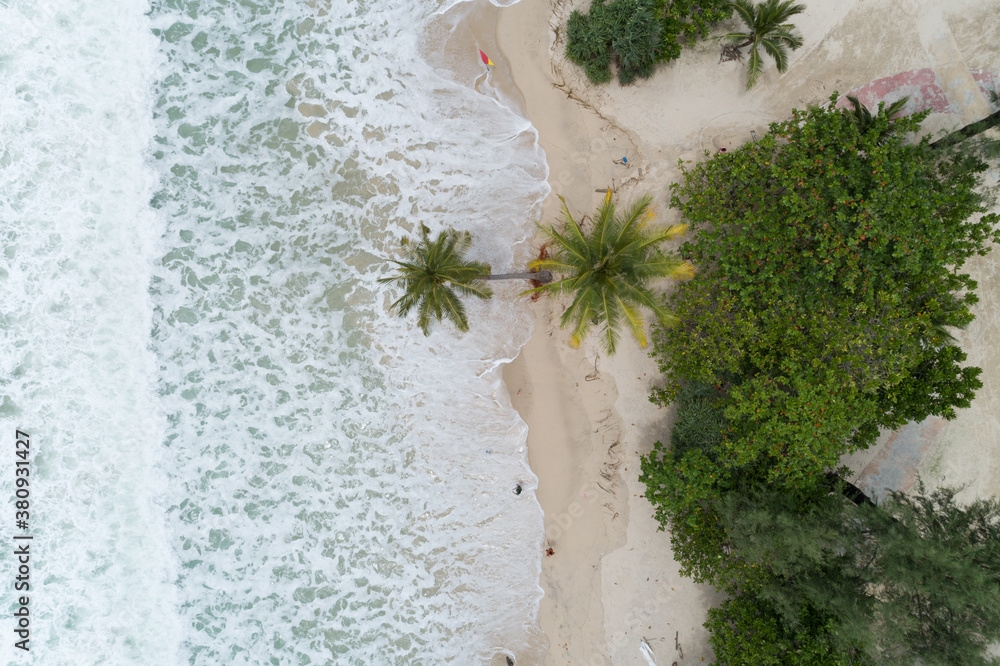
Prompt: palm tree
<box><xmin>930</xmin><ymin>107</ymin><xmax>1000</xmax><ymax>151</ymax></box>
<box><xmin>721</xmin><ymin>0</ymin><xmax>805</xmax><ymax>90</ymax></box>
<box><xmin>379</xmin><ymin>225</ymin><xmax>492</xmax><ymax>336</ymax></box>
<box><xmin>844</xmin><ymin>94</ymin><xmax>910</xmax><ymax>141</ymax></box>
<box><xmin>928</xmin><ymin>88</ymin><xmax>1000</xmax><ymax>156</ymax></box>
<box><xmin>526</xmin><ymin>192</ymin><xmax>694</xmax><ymax>354</ymax></box>
<box><xmin>380</xmin><ymin>225</ymin><xmax>554</xmax><ymax>336</ymax></box>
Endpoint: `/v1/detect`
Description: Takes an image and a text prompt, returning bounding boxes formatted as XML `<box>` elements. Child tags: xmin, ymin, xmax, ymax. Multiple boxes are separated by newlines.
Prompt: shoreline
<box><xmin>495</xmin><ymin>1</ymin><xmax>722</xmax><ymax>663</ymax></box>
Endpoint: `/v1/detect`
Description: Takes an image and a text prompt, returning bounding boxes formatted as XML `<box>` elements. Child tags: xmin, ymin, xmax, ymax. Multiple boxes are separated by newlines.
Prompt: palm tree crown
<box><xmin>844</xmin><ymin>94</ymin><xmax>910</xmax><ymax>142</ymax></box>
<box><xmin>379</xmin><ymin>225</ymin><xmax>492</xmax><ymax>336</ymax></box>
<box><xmin>722</xmin><ymin>0</ymin><xmax>805</xmax><ymax>90</ymax></box>
<box><xmin>527</xmin><ymin>192</ymin><xmax>694</xmax><ymax>354</ymax></box>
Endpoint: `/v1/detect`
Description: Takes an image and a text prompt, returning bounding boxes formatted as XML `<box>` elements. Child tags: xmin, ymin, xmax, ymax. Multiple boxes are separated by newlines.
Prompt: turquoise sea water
<box><xmin>0</xmin><ymin>0</ymin><xmax>549</xmax><ymax>663</ymax></box>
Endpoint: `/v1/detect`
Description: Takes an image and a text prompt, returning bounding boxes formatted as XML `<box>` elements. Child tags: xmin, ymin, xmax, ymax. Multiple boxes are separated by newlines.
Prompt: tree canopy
<box><xmin>705</xmin><ymin>484</ymin><xmax>1000</xmax><ymax>665</ymax></box>
<box><xmin>647</xmin><ymin>94</ymin><xmax>998</xmax><ymax>501</ymax></box>
<box><xmin>705</xmin><ymin>591</ymin><xmax>872</xmax><ymax>665</ymax></box>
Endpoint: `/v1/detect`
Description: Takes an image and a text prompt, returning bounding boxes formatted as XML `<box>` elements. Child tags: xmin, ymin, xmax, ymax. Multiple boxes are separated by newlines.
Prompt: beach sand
<box><xmin>496</xmin><ymin>0</ymin><xmax>1000</xmax><ymax>663</ymax></box>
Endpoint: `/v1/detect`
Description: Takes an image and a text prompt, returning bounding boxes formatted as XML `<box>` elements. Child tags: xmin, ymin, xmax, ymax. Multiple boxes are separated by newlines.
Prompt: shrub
<box><xmin>565</xmin><ymin>0</ymin><xmax>732</xmax><ymax>84</ymax></box>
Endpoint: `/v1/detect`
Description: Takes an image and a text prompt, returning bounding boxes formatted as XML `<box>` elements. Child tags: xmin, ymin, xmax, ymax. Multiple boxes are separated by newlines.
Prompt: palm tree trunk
<box><xmin>825</xmin><ymin>471</ymin><xmax>876</xmax><ymax>508</ymax></box>
<box><xmin>930</xmin><ymin>108</ymin><xmax>1000</xmax><ymax>150</ymax></box>
<box><xmin>484</xmin><ymin>270</ymin><xmax>553</xmax><ymax>284</ymax></box>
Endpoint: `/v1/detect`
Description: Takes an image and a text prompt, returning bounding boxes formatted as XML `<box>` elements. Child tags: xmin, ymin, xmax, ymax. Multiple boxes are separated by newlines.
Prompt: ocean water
<box><xmin>0</xmin><ymin>0</ymin><xmax>549</xmax><ymax>663</ymax></box>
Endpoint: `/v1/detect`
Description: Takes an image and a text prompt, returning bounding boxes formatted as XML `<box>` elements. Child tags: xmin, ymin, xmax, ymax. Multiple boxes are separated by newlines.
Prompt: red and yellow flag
<box><xmin>479</xmin><ymin>49</ymin><xmax>493</xmax><ymax>66</ymax></box>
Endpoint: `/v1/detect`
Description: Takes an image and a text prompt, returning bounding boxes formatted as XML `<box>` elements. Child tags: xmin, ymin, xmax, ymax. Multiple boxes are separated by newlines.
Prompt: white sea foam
<box><xmin>3</xmin><ymin>0</ymin><xmax>549</xmax><ymax>663</ymax></box>
<box><xmin>0</xmin><ymin>0</ymin><xmax>181</xmax><ymax>664</ymax></box>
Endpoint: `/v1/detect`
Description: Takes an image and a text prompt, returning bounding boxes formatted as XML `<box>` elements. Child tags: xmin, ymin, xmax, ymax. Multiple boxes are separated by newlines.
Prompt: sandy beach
<box><xmin>496</xmin><ymin>0</ymin><xmax>1000</xmax><ymax>663</ymax></box>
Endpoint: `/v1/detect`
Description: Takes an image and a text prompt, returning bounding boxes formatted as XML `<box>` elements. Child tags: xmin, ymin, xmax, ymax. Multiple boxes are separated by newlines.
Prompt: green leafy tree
<box><xmin>657</xmin><ymin>0</ymin><xmax>735</xmax><ymax>62</ymax></box>
<box><xmin>721</xmin><ymin>0</ymin><xmax>805</xmax><ymax>90</ymax></box>
<box><xmin>647</xmin><ymin>95</ymin><xmax>997</xmax><ymax>498</ymax></box>
<box><xmin>527</xmin><ymin>192</ymin><xmax>693</xmax><ymax>354</ymax></box>
<box><xmin>642</xmin><ymin>381</ymin><xmax>756</xmax><ymax>587</ymax></box>
<box><xmin>566</xmin><ymin>0</ymin><xmax>732</xmax><ymax>85</ymax></box>
<box><xmin>706</xmin><ymin>592</ymin><xmax>872</xmax><ymax>665</ymax></box>
<box><xmin>379</xmin><ymin>225</ymin><xmax>492</xmax><ymax>336</ymax></box>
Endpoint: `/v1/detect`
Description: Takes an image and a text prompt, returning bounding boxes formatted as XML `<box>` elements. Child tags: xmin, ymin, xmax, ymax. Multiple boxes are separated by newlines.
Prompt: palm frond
<box><xmin>537</xmin><ymin>220</ymin><xmax>589</xmax><ymax>267</ymax></box>
<box><xmin>758</xmin><ymin>0</ymin><xmax>806</xmax><ymax>26</ymax></box>
<box><xmin>617</xmin><ymin>281</ymin><xmax>677</xmax><ymax>326</ymax></box>
<box><xmin>720</xmin><ymin>32</ymin><xmax>752</xmax><ymax>45</ymax></box>
<box><xmin>845</xmin><ymin>94</ymin><xmax>912</xmax><ymax>142</ymax></box>
<box><xmin>729</xmin><ymin>0</ymin><xmax>804</xmax><ymax>90</ymax></box>
<box><xmin>759</xmin><ymin>36</ymin><xmax>790</xmax><ymax>73</ymax></box>
<box><xmin>615</xmin><ymin>294</ymin><xmax>649</xmax><ymax>348</ymax></box>
<box><xmin>769</xmin><ymin>26</ymin><xmax>803</xmax><ymax>51</ymax></box>
<box><xmin>632</xmin><ymin>224</ymin><xmax>688</xmax><ymax>252</ymax></box>
<box><xmin>745</xmin><ymin>45</ymin><xmax>765</xmax><ymax>90</ymax></box>
<box><xmin>557</xmin><ymin>196</ymin><xmax>591</xmax><ymax>257</ymax></box>
<box><xmin>529</xmin><ymin>257</ymin><xmax>583</xmax><ymax>274</ymax></box>
<box><xmin>521</xmin><ymin>275</ymin><xmax>580</xmax><ymax>298</ymax></box>
<box><xmin>437</xmin><ymin>287</ymin><xmax>470</xmax><ymax>333</ymax></box>
<box><xmin>443</xmin><ymin>259</ymin><xmax>492</xmax><ymax>278</ymax></box>
<box><xmin>568</xmin><ymin>302</ymin><xmax>593</xmax><ymax>349</ymax></box>
<box><xmin>532</xmin><ymin>273</ymin><xmax>590</xmax><ymax>299</ymax></box>
<box><xmin>598</xmin><ymin>285</ymin><xmax>622</xmax><ymax>354</ymax></box>
<box><xmin>729</xmin><ymin>0</ymin><xmax>757</xmax><ymax>29</ymax></box>
<box><xmin>593</xmin><ymin>194</ymin><xmax>618</xmax><ymax>258</ymax></box>
<box><xmin>883</xmin><ymin>96</ymin><xmax>911</xmax><ymax>119</ymax></box>
<box><xmin>416</xmin><ymin>291</ymin><xmax>434</xmax><ymax>336</ymax></box>
<box><xmin>450</xmin><ymin>278</ymin><xmax>494</xmax><ymax>301</ymax></box>
<box><xmin>561</xmin><ymin>280</ymin><xmax>600</xmax><ymax>328</ymax></box>
<box><xmin>846</xmin><ymin>95</ymin><xmax>872</xmax><ymax>126</ymax></box>
<box><xmin>389</xmin><ymin>290</ymin><xmax>419</xmax><ymax>318</ymax></box>
<box><xmin>612</xmin><ymin>194</ymin><xmax>655</xmax><ymax>247</ymax></box>
<box><xmin>673</xmin><ymin>261</ymin><xmax>696</xmax><ymax>281</ymax></box>
<box><xmin>631</xmin><ymin>254</ymin><xmax>691</xmax><ymax>279</ymax></box>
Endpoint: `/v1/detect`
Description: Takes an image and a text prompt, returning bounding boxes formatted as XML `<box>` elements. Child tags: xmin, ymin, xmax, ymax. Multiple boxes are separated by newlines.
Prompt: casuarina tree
<box><xmin>712</xmin><ymin>484</ymin><xmax>1000</xmax><ymax>665</ymax></box>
